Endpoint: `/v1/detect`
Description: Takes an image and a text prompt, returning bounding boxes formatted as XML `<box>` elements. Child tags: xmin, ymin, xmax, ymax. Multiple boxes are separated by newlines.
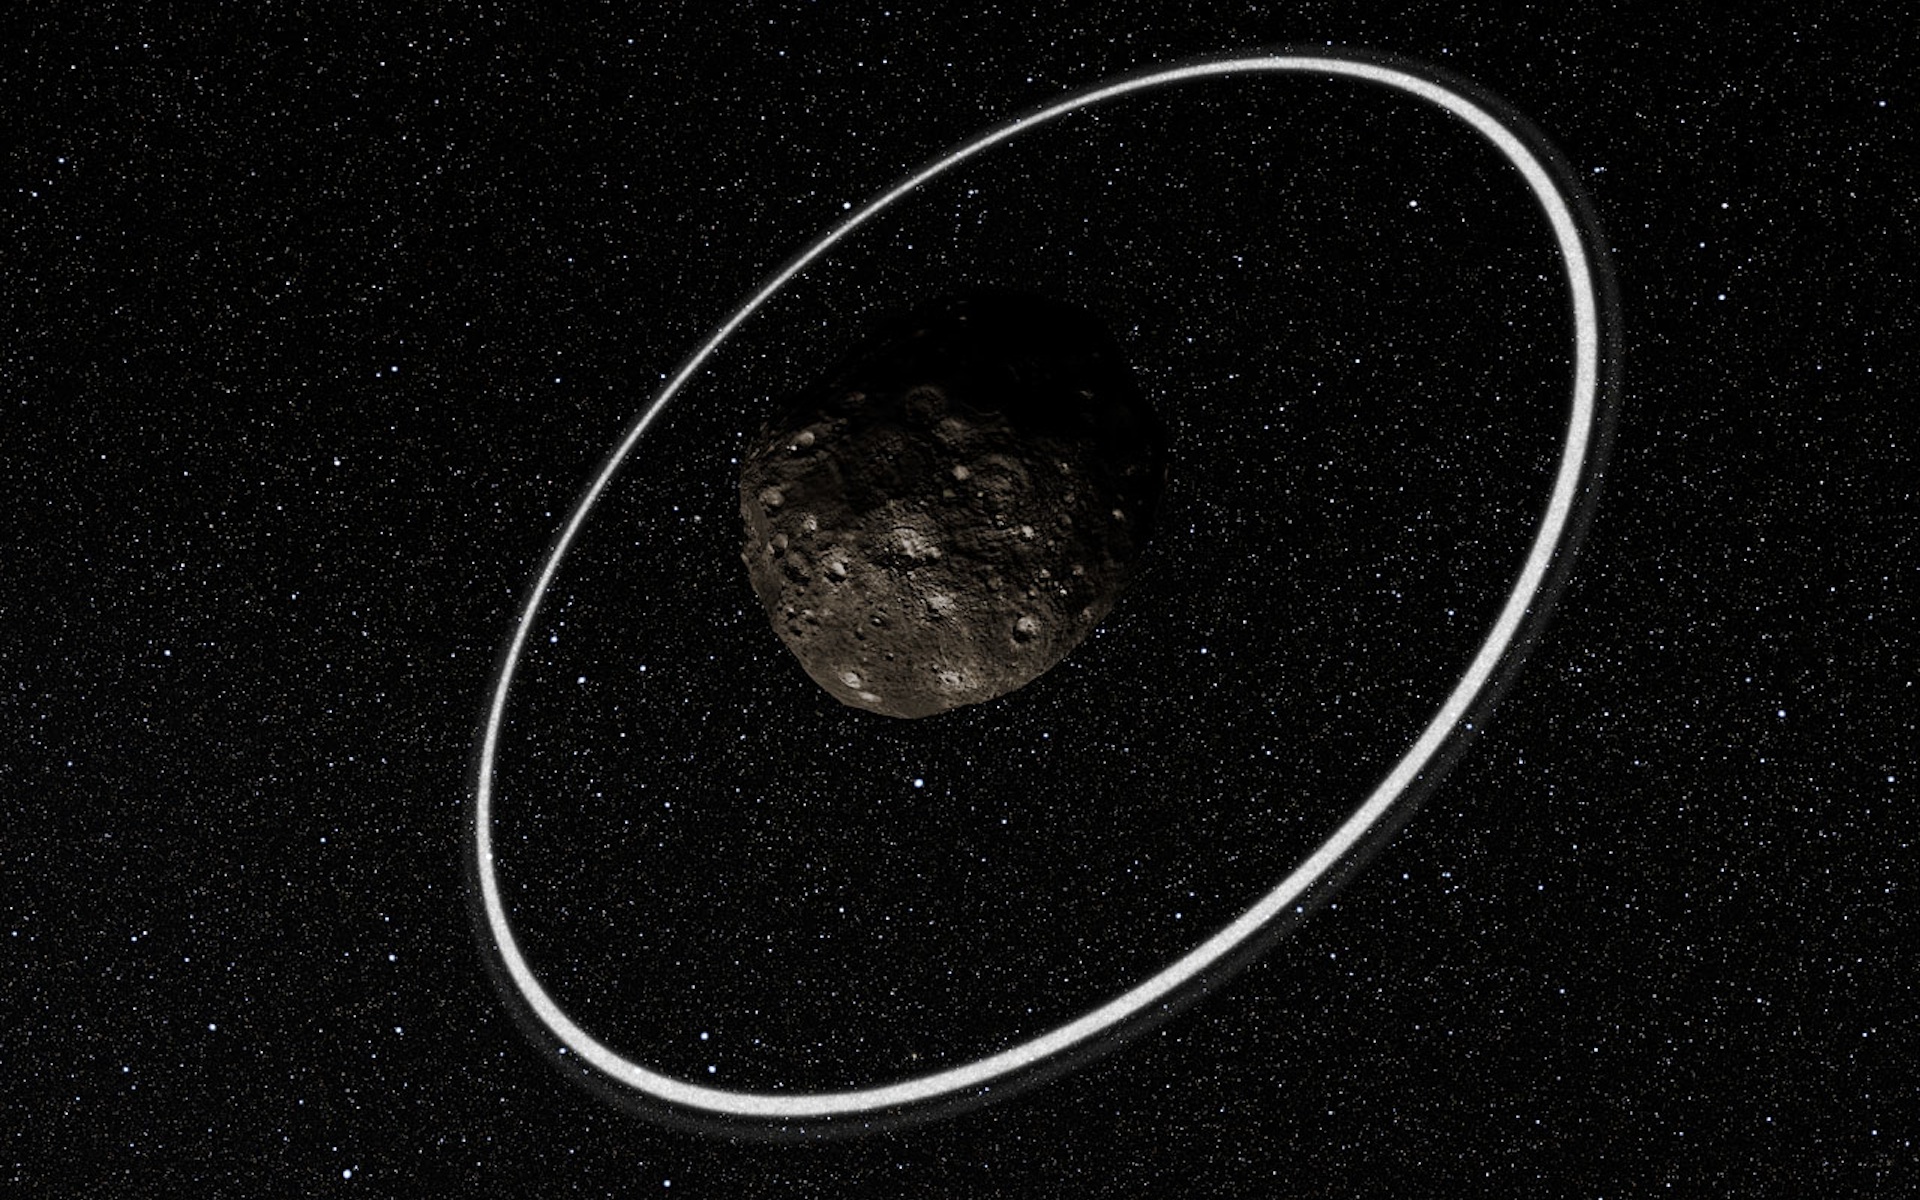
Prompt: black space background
<box><xmin>6</xmin><ymin>4</ymin><xmax>1913</xmax><ymax>1196</ymax></box>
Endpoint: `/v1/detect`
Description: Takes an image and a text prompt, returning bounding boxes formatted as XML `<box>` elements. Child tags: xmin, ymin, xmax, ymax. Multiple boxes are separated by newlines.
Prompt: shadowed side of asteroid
<box><xmin>739</xmin><ymin>288</ymin><xmax>1169</xmax><ymax>718</ymax></box>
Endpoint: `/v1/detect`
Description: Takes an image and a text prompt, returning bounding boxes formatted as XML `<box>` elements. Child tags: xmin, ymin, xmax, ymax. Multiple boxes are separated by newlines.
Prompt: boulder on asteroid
<box><xmin>739</xmin><ymin>288</ymin><xmax>1169</xmax><ymax>718</ymax></box>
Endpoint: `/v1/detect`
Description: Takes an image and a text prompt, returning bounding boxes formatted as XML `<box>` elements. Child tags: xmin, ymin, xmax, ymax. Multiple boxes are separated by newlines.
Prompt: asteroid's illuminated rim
<box><xmin>476</xmin><ymin>51</ymin><xmax>1605</xmax><ymax>1120</ymax></box>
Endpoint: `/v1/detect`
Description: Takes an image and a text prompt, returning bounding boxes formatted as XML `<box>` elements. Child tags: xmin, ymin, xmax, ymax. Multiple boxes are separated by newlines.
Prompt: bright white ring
<box><xmin>476</xmin><ymin>53</ymin><xmax>1600</xmax><ymax>1119</ymax></box>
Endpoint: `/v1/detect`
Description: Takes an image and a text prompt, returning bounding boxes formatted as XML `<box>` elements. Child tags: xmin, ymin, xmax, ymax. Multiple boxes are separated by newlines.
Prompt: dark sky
<box><xmin>7</xmin><ymin>4</ymin><xmax>1912</xmax><ymax>1195</ymax></box>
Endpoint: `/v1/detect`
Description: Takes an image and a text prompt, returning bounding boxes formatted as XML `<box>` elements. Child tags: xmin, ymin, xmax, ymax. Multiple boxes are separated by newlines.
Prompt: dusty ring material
<box><xmin>475</xmin><ymin>51</ymin><xmax>1606</xmax><ymax>1121</ymax></box>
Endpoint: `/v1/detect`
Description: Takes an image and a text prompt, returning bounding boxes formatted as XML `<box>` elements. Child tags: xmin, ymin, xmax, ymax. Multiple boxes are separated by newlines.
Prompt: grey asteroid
<box><xmin>739</xmin><ymin>289</ymin><xmax>1168</xmax><ymax>718</ymax></box>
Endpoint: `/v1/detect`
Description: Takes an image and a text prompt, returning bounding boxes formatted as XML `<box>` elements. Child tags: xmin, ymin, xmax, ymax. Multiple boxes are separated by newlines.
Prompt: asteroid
<box><xmin>739</xmin><ymin>288</ymin><xmax>1169</xmax><ymax>718</ymax></box>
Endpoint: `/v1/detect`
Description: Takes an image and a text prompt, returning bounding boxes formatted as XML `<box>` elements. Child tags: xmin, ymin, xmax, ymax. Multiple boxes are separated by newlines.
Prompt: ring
<box><xmin>473</xmin><ymin>47</ymin><xmax>1620</xmax><ymax>1128</ymax></box>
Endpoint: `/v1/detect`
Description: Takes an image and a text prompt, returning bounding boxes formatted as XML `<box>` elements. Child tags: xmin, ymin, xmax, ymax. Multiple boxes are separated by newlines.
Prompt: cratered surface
<box><xmin>739</xmin><ymin>289</ymin><xmax>1169</xmax><ymax>718</ymax></box>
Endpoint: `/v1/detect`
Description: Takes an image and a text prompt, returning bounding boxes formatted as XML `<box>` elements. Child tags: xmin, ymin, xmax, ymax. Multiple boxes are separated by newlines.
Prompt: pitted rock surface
<box><xmin>739</xmin><ymin>289</ymin><xmax>1168</xmax><ymax>718</ymax></box>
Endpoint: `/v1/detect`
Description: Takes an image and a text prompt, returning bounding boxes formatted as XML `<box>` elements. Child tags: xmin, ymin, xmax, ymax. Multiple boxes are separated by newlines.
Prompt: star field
<box><xmin>5</xmin><ymin>4</ymin><xmax>1912</xmax><ymax>1195</ymax></box>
